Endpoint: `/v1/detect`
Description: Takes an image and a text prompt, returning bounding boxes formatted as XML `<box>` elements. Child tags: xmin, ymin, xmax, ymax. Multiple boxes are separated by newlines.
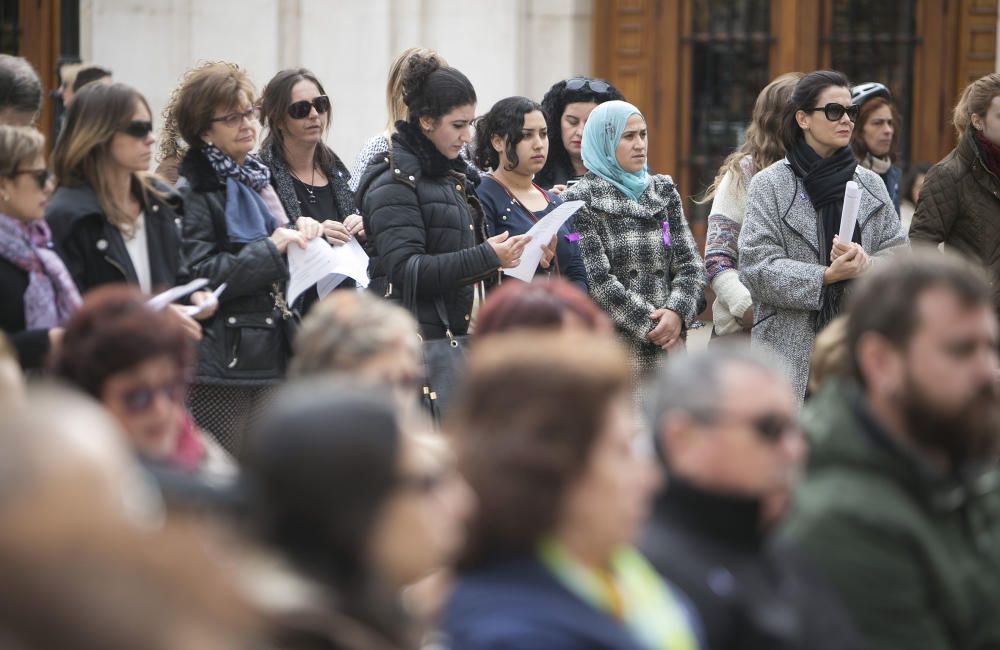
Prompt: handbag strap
<box><xmin>403</xmin><ymin>255</ymin><xmax>458</xmax><ymax>343</ymax></box>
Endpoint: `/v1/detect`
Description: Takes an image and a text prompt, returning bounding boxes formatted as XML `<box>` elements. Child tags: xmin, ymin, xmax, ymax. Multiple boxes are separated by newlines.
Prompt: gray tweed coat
<box><xmin>564</xmin><ymin>173</ymin><xmax>705</xmax><ymax>376</ymax></box>
<box><xmin>739</xmin><ymin>159</ymin><xmax>908</xmax><ymax>402</ymax></box>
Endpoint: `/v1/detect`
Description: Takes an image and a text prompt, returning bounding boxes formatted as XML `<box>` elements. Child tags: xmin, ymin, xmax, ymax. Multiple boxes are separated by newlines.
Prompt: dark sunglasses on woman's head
<box><xmin>210</xmin><ymin>106</ymin><xmax>259</xmax><ymax>128</ymax></box>
<box><xmin>120</xmin><ymin>381</ymin><xmax>185</xmax><ymax>414</ymax></box>
<box><xmin>287</xmin><ymin>95</ymin><xmax>331</xmax><ymax>120</ymax></box>
<box><xmin>11</xmin><ymin>168</ymin><xmax>49</xmax><ymax>190</ymax></box>
<box><xmin>806</xmin><ymin>103</ymin><xmax>860</xmax><ymax>123</ymax></box>
<box><xmin>565</xmin><ymin>77</ymin><xmax>611</xmax><ymax>94</ymax></box>
<box><xmin>121</xmin><ymin>120</ymin><xmax>154</xmax><ymax>139</ymax></box>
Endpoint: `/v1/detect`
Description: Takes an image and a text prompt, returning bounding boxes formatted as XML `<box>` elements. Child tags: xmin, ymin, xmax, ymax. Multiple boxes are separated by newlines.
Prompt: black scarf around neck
<box><xmin>393</xmin><ymin>120</ymin><xmax>472</xmax><ymax>179</ymax></box>
<box><xmin>787</xmin><ymin>136</ymin><xmax>859</xmax><ymax>332</ymax></box>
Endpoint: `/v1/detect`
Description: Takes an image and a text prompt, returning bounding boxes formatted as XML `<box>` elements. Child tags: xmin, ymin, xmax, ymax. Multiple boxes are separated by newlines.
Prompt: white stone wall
<box><xmin>80</xmin><ymin>0</ymin><xmax>592</xmax><ymax>170</ymax></box>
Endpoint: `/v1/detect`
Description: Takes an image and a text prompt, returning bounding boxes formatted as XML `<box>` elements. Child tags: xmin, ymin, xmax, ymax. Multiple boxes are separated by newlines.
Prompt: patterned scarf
<box><xmin>538</xmin><ymin>540</ymin><xmax>701</xmax><ymax>650</ymax></box>
<box><xmin>0</xmin><ymin>213</ymin><xmax>81</xmax><ymax>329</ymax></box>
<box><xmin>974</xmin><ymin>130</ymin><xmax>1000</xmax><ymax>180</ymax></box>
<box><xmin>201</xmin><ymin>144</ymin><xmax>280</xmax><ymax>243</ymax></box>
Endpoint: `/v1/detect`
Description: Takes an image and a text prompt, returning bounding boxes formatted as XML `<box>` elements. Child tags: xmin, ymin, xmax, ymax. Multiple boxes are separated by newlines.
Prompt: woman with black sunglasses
<box><xmin>536</xmin><ymin>77</ymin><xmax>624</xmax><ymax>194</ymax></box>
<box><xmin>0</xmin><ymin>125</ymin><xmax>80</xmax><ymax>370</ymax></box>
<box><xmin>739</xmin><ymin>70</ymin><xmax>907</xmax><ymax>403</ymax></box>
<box><xmin>260</xmin><ymin>69</ymin><xmax>361</xmax><ymax>261</ymax></box>
<box><xmin>45</xmin><ymin>82</ymin><xmax>214</xmax><ymax>336</ymax></box>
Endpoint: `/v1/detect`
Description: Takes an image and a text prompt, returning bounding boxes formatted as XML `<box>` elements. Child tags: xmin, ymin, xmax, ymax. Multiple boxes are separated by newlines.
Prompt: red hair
<box><xmin>474</xmin><ymin>278</ymin><xmax>611</xmax><ymax>338</ymax></box>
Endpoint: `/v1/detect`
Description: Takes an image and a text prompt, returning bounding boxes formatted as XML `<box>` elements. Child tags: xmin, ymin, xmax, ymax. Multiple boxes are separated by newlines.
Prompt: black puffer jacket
<box><xmin>356</xmin><ymin>121</ymin><xmax>500</xmax><ymax>339</ymax></box>
<box><xmin>45</xmin><ymin>181</ymin><xmax>185</xmax><ymax>294</ymax></box>
<box><xmin>178</xmin><ymin>148</ymin><xmax>291</xmax><ymax>385</ymax></box>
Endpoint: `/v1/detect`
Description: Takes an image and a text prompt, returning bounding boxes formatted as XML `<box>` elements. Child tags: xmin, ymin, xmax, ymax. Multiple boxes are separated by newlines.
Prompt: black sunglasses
<box><xmin>565</xmin><ymin>77</ymin><xmax>611</xmax><ymax>94</ymax></box>
<box><xmin>747</xmin><ymin>413</ymin><xmax>798</xmax><ymax>443</ymax></box>
<box><xmin>121</xmin><ymin>120</ymin><xmax>154</xmax><ymax>139</ymax></box>
<box><xmin>119</xmin><ymin>381</ymin><xmax>185</xmax><ymax>414</ymax></box>
<box><xmin>287</xmin><ymin>95</ymin><xmax>331</xmax><ymax>120</ymax></box>
<box><xmin>805</xmin><ymin>103</ymin><xmax>860</xmax><ymax>123</ymax></box>
<box><xmin>11</xmin><ymin>168</ymin><xmax>49</xmax><ymax>190</ymax></box>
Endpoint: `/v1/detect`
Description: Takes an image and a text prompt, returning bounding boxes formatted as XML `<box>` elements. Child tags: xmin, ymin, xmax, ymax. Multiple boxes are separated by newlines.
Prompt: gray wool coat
<box><xmin>564</xmin><ymin>173</ymin><xmax>705</xmax><ymax>376</ymax></box>
<box><xmin>738</xmin><ymin>159</ymin><xmax>908</xmax><ymax>402</ymax></box>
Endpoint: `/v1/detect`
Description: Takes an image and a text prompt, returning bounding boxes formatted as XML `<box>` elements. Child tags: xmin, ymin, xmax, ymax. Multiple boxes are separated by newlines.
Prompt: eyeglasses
<box><xmin>805</xmin><ymin>103</ymin><xmax>860</xmax><ymax>123</ymax></box>
<box><xmin>118</xmin><ymin>381</ymin><xmax>186</xmax><ymax>414</ymax></box>
<box><xmin>745</xmin><ymin>413</ymin><xmax>799</xmax><ymax>443</ymax></box>
<box><xmin>287</xmin><ymin>95</ymin><xmax>331</xmax><ymax>120</ymax></box>
<box><xmin>210</xmin><ymin>106</ymin><xmax>259</xmax><ymax>128</ymax></box>
<box><xmin>565</xmin><ymin>77</ymin><xmax>611</xmax><ymax>94</ymax></box>
<box><xmin>121</xmin><ymin>120</ymin><xmax>153</xmax><ymax>139</ymax></box>
<box><xmin>10</xmin><ymin>168</ymin><xmax>49</xmax><ymax>190</ymax></box>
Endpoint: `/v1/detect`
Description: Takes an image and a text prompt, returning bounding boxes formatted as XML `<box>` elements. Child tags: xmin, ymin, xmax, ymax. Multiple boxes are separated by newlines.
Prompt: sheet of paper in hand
<box><xmin>838</xmin><ymin>181</ymin><xmax>861</xmax><ymax>242</ymax></box>
<box><xmin>146</xmin><ymin>278</ymin><xmax>209</xmax><ymax>311</ymax></box>
<box><xmin>287</xmin><ymin>237</ymin><xmax>370</xmax><ymax>305</ymax></box>
<box><xmin>502</xmin><ymin>200</ymin><xmax>584</xmax><ymax>282</ymax></box>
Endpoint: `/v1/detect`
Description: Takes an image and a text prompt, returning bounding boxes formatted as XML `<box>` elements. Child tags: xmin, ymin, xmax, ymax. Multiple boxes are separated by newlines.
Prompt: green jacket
<box><xmin>783</xmin><ymin>379</ymin><xmax>1000</xmax><ymax>650</ymax></box>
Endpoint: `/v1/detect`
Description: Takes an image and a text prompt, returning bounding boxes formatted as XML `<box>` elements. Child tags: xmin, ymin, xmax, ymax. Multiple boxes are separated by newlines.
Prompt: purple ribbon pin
<box><xmin>662</xmin><ymin>222</ymin><xmax>671</xmax><ymax>247</ymax></box>
<box><xmin>565</xmin><ymin>232</ymin><xmax>580</xmax><ymax>243</ymax></box>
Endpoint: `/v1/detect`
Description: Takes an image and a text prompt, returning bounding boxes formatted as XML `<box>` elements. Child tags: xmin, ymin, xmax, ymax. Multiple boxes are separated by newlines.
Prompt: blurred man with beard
<box><xmin>642</xmin><ymin>346</ymin><xmax>864</xmax><ymax>650</ymax></box>
<box><xmin>784</xmin><ymin>248</ymin><xmax>1000</xmax><ymax>650</ymax></box>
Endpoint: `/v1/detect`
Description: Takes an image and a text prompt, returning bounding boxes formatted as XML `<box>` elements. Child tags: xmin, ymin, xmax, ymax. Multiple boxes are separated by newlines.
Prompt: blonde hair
<box><xmin>700</xmin><ymin>72</ymin><xmax>804</xmax><ymax>202</ymax></box>
<box><xmin>383</xmin><ymin>47</ymin><xmax>447</xmax><ymax>137</ymax></box>
<box><xmin>809</xmin><ymin>316</ymin><xmax>848</xmax><ymax>395</ymax></box>
<box><xmin>159</xmin><ymin>61</ymin><xmax>255</xmax><ymax>162</ymax></box>
<box><xmin>0</xmin><ymin>125</ymin><xmax>43</xmax><ymax>175</ymax></box>
<box><xmin>51</xmin><ymin>82</ymin><xmax>157</xmax><ymax>237</ymax></box>
<box><xmin>953</xmin><ymin>72</ymin><xmax>1000</xmax><ymax>136</ymax></box>
<box><xmin>290</xmin><ymin>291</ymin><xmax>420</xmax><ymax>378</ymax></box>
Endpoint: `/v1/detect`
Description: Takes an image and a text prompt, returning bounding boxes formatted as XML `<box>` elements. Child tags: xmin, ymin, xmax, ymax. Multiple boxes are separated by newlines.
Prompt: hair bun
<box><xmin>401</xmin><ymin>53</ymin><xmax>441</xmax><ymax>109</ymax></box>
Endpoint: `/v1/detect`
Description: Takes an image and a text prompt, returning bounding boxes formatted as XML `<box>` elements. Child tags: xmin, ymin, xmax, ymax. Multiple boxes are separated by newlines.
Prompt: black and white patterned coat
<box><xmin>563</xmin><ymin>173</ymin><xmax>705</xmax><ymax>376</ymax></box>
<box><xmin>738</xmin><ymin>159</ymin><xmax>908</xmax><ymax>402</ymax></box>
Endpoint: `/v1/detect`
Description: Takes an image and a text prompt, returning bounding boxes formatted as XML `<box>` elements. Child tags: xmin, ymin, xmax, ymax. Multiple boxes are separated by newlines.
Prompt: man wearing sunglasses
<box><xmin>641</xmin><ymin>345</ymin><xmax>864</xmax><ymax>650</ymax></box>
<box><xmin>785</xmin><ymin>250</ymin><xmax>1000</xmax><ymax>650</ymax></box>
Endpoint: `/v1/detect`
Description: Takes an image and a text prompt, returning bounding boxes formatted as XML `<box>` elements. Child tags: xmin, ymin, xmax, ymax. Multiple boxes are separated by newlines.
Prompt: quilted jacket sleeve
<box><xmin>909</xmin><ymin>162</ymin><xmax>958</xmax><ymax>246</ymax></box>
<box><xmin>576</xmin><ymin>205</ymin><xmax>657</xmax><ymax>342</ymax></box>
<box><xmin>180</xmin><ymin>189</ymin><xmax>288</xmax><ymax>301</ymax></box>
<box><xmin>739</xmin><ymin>172</ymin><xmax>826</xmax><ymax>312</ymax></box>
<box><xmin>363</xmin><ymin>178</ymin><xmax>500</xmax><ymax>298</ymax></box>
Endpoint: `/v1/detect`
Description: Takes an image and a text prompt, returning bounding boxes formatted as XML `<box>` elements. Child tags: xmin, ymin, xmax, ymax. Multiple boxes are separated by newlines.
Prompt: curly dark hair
<box><xmin>447</xmin><ymin>330</ymin><xmax>631</xmax><ymax>571</ymax></box>
<box><xmin>471</xmin><ymin>96</ymin><xmax>544</xmax><ymax>172</ymax></box>
<box><xmin>52</xmin><ymin>285</ymin><xmax>194</xmax><ymax>399</ymax></box>
<box><xmin>401</xmin><ymin>54</ymin><xmax>476</xmax><ymax>126</ymax></box>
<box><xmin>536</xmin><ymin>77</ymin><xmax>624</xmax><ymax>187</ymax></box>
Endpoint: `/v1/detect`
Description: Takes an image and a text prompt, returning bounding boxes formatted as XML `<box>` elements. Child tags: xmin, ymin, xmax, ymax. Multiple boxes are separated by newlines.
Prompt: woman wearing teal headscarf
<box><xmin>563</xmin><ymin>101</ymin><xmax>705</xmax><ymax>376</ymax></box>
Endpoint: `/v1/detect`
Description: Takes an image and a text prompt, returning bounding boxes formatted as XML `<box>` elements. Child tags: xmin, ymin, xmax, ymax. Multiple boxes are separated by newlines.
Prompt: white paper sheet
<box><xmin>182</xmin><ymin>282</ymin><xmax>227</xmax><ymax>317</ymax></box>
<box><xmin>502</xmin><ymin>200</ymin><xmax>584</xmax><ymax>282</ymax></box>
<box><xmin>838</xmin><ymin>180</ymin><xmax>861</xmax><ymax>243</ymax></box>
<box><xmin>286</xmin><ymin>237</ymin><xmax>370</xmax><ymax>305</ymax></box>
<box><xmin>146</xmin><ymin>278</ymin><xmax>209</xmax><ymax>311</ymax></box>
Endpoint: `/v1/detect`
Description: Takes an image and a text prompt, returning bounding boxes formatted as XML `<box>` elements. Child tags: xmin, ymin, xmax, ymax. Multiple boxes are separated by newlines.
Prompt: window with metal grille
<box><xmin>827</xmin><ymin>0</ymin><xmax>919</xmax><ymax>164</ymax></box>
<box><xmin>686</xmin><ymin>0</ymin><xmax>774</xmax><ymax>224</ymax></box>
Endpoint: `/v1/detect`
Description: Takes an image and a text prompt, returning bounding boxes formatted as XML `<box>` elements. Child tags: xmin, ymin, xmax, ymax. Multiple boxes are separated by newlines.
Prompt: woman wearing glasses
<box><xmin>739</xmin><ymin>70</ymin><xmax>907</xmax><ymax>403</ymax></box>
<box><xmin>536</xmin><ymin>76</ymin><xmax>624</xmax><ymax>194</ymax></box>
<box><xmin>54</xmin><ymin>285</ymin><xmax>233</xmax><ymax>482</ymax></box>
<box><xmin>0</xmin><ymin>125</ymin><xmax>80</xmax><ymax>369</ymax></box>
<box><xmin>46</xmin><ymin>83</ymin><xmax>201</xmax><ymax>304</ymax></box>
<box><xmin>260</xmin><ymin>69</ymin><xmax>361</xmax><ymax>253</ymax></box>
<box><xmin>170</xmin><ymin>62</ymin><xmax>322</xmax><ymax>453</ymax></box>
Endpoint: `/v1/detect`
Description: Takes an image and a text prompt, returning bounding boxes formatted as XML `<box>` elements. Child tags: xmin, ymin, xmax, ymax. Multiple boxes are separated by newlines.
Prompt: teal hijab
<box><xmin>581</xmin><ymin>100</ymin><xmax>650</xmax><ymax>202</ymax></box>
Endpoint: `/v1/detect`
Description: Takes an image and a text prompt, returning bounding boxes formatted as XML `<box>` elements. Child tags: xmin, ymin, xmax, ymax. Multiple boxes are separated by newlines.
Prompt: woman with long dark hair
<box><xmin>702</xmin><ymin>72</ymin><xmax>802</xmax><ymax>337</ymax></box>
<box><xmin>472</xmin><ymin>96</ymin><xmax>587</xmax><ymax>291</ymax></box>
<box><xmin>356</xmin><ymin>54</ymin><xmax>528</xmax><ymax>340</ymax></box>
<box><xmin>738</xmin><ymin>70</ymin><xmax>906</xmax><ymax>402</ymax></box>
<box><xmin>245</xmin><ymin>380</ymin><xmax>473</xmax><ymax>648</ymax></box>
<box><xmin>536</xmin><ymin>77</ymin><xmax>624</xmax><ymax>193</ymax></box>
